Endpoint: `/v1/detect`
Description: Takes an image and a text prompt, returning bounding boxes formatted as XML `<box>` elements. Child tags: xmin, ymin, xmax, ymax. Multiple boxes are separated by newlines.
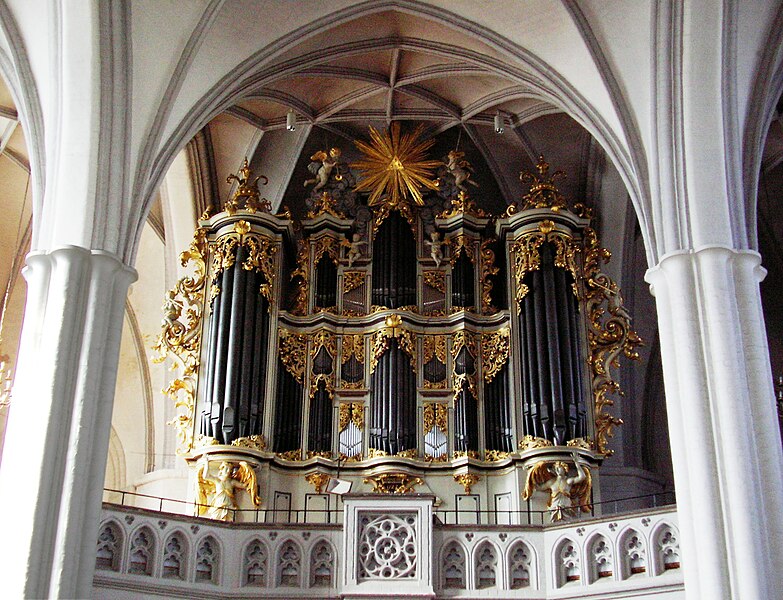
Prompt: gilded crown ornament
<box><xmin>508</xmin><ymin>155</ymin><xmax>567</xmax><ymax>214</ymax></box>
<box><xmin>225</xmin><ymin>158</ymin><xmax>270</xmax><ymax>214</ymax></box>
<box><xmin>352</xmin><ymin>123</ymin><xmax>441</xmax><ymax>207</ymax></box>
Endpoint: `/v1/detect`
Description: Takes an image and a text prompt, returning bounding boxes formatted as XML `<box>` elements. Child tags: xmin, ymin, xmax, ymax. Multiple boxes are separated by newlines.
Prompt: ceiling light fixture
<box><xmin>286</xmin><ymin>110</ymin><xmax>296</xmax><ymax>131</ymax></box>
<box><xmin>494</xmin><ymin>111</ymin><xmax>504</xmax><ymax>134</ymax></box>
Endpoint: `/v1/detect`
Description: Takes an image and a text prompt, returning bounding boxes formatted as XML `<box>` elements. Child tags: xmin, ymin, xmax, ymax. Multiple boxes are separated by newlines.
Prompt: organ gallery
<box><xmin>154</xmin><ymin>123</ymin><xmax>641</xmax><ymax>522</ymax></box>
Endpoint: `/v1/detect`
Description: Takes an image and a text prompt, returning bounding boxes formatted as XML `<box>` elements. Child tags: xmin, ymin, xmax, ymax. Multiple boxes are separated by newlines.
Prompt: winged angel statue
<box><xmin>196</xmin><ymin>458</ymin><xmax>261</xmax><ymax>521</ymax></box>
<box><xmin>522</xmin><ymin>451</ymin><xmax>592</xmax><ymax>522</ymax></box>
<box><xmin>304</xmin><ymin>147</ymin><xmax>342</xmax><ymax>192</ymax></box>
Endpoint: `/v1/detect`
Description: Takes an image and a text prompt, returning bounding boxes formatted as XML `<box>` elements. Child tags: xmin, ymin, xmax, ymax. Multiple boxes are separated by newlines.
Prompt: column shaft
<box><xmin>0</xmin><ymin>247</ymin><xmax>136</xmax><ymax>599</ymax></box>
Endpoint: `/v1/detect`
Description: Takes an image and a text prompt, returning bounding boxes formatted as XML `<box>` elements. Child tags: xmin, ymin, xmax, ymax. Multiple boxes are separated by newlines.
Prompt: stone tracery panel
<box><xmin>358</xmin><ymin>513</ymin><xmax>418</xmax><ymax>580</ymax></box>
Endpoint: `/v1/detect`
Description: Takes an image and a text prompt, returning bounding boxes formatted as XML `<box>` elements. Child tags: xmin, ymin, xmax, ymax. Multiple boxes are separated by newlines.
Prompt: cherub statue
<box><xmin>522</xmin><ymin>452</ymin><xmax>591</xmax><ymax>522</ymax></box>
<box><xmin>196</xmin><ymin>458</ymin><xmax>261</xmax><ymax>521</ymax></box>
<box><xmin>342</xmin><ymin>233</ymin><xmax>367</xmax><ymax>267</ymax></box>
<box><xmin>304</xmin><ymin>147</ymin><xmax>342</xmax><ymax>192</ymax></box>
<box><xmin>446</xmin><ymin>150</ymin><xmax>479</xmax><ymax>192</ymax></box>
<box><xmin>425</xmin><ymin>231</ymin><xmax>445</xmax><ymax>267</ymax></box>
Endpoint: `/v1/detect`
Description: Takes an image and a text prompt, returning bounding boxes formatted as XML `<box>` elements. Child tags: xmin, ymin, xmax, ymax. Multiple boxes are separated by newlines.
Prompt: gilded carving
<box><xmin>509</xmin><ymin>228</ymin><xmax>579</xmax><ymax>312</ymax></box>
<box><xmin>343</xmin><ymin>271</ymin><xmax>365</xmax><ymax>294</ymax></box>
<box><xmin>422</xmin><ymin>334</ymin><xmax>448</xmax><ymax>365</ymax></box>
<box><xmin>276</xmin><ymin>449</ymin><xmax>303</xmax><ymax>461</ymax></box>
<box><xmin>449</xmin><ymin>234</ymin><xmax>477</xmax><ymax>266</ymax></box>
<box><xmin>481</xmin><ymin>327</ymin><xmax>510</xmax><ymax>382</ymax></box>
<box><xmin>507</xmin><ymin>155</ymin><xmax>567</xmax><ymax>215</ymax></box>
<box><xmin>339</xmin><ymin>402</ymin><xmax>365</xmax><ymax>431</ymax></box>
<box><xmin>451</xmin><ymin>329</ymin><xmax>479</xmax><ymax>398</ymax></box>
<box><xmin>290</xmin><ymin>240</ymin><xmax>310</xmax><ymax>316</ymax></box>
<box><xmin>422</xmin><ymin>270</ymin><xmax>446</xmax><ymax>294</ymax></box>
<box><xmin>479</xmin><ymin>239</ymin><xmax>499</xmax><ymax>314</ymax></box>
<box><xmin>312</xmin><ymin>236</ymin><xmax>341</xmax><ymax>265</ymax></box>
<box><xmin>210</xmin><ymin>227</ymin><xmax>278</xmax><ymax>306</ymax></box>
<box><xmin>363</xmin><ymin>472</ymin><xmax>424</xmax><ymax>494</ymax></box>
<box><xmin>230</xmin><ymin>435</ymin><xmax>267</xmax><ymax>451</ymax></box>
<box><xmin>225</xmin><ymin>158</ymin><xmax>269</xmax><ymax>214</ymax></box>
<box><xmin>452</xmin><ymin>450</ymin><xmax>480</xmax><ymax>460</ymax></box>
<box><xmin>311</xmin><ymin>329</ymin><xmax>337</xmax><ymax>359</ymax></box>
<box><xmin>582</xmin><ymin>227</ymin><xmax>642</xmax><ymax>455</ymax></box>
<box><xmin>305</xmin><ymin>472</ymin><xmax>331</xmax><ymax>494</ymax></box>
<box><xmin>196</xmin><ymin>458</ymin><xmax>261</xmax><ymax>521</ymax></box>
<box><xmin>310</xmin><ymin>373</ymin><xmax>336</xmax><ymax>400</ymax></box>
<box><xmin>278</xmin><ymin>328</ymin><xmax>308</xmax><ymax>383</ymax></box>
<box><xmin>423</xmin><ymin>403</ymin><xmax>448</xmax><ymax>435</ymax></box>
<box><xmin>153</xmin><ymin>228</ymin><xmax>208</xmax><ymax>455</ymax></box>
<box><xmin>306</xmin><ymin>450</ymin><xmax>333</xmax><ymax>459</ymax></box>
<box><xmin>454</xmin><ymin>473</ymin><xmax>480</xmax><ymax>494</ymax></box>
<box><xmin>566</xmin><ymin>437</ymin><xmax>594</xmax><ymax>450</ymax></box>
<box><xmin>307</xmin><ymin>191</ymin><xmax>345</xmax><ymax>219</ymax></box>
<box><xmin>341</xmin><ymin>334</ymin><xmax>365</xmax><ymax>364</ymax></box>
<box><xmin>438</xmin><ymin>190</ymin><xmax>487</xmax><ymax>219</ymax></box>
<box><xmin>369</xmin><ymin>315</ymin><xmax>417</xmax><ymax>374</ymax></box>
<box><xmin>518</xmin><ymin>435</ymin><xmax>554</xmax><ymax>452</ymax></box>
<box><xmin>522</xmin><ymin>452</ymin><xmax>592</xmax><ymax>522</ymax></box>
<box><xmin>484</xmin><ymin>450</ymin><xmax>511</xmax><ymax>462</ymax></box>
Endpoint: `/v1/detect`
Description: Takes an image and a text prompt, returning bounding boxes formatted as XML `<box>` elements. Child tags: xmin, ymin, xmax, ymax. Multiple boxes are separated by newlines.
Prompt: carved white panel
<box><xmin>195</xmin><ymin>536</ymin><xmax>219</xmax><ymax>584</ymax></box>
<box><xmin>358</xmin><ymin>513</ymin><xmax>418</xmax><ymax>579</ymax></box>
<box><xmin>655</xmin><ymin>523</ymin><xmax>681</xmax><ymax>574</ymax></box>
<box><xmin>161</xmin><ymin>532</ymin><xmax>186</xmax><ymax>580</ymax></box>
<box><xmin>277</xmin><ymin>540</ymin><xmax>302</xmax><ymax>587</ymax></box>
<box><xmin>243</xmin><ymin>539</ymin><xmax>268</xmax><ymax>586</ymax></box>
<box><xmin>310</xmin><ymin>540</ymin><xmax>335</xmax><ymax>587</ymax></box>
<box><xmin>441</xmin><ymin>540</ymin><xmax>466</xmax><ymax>589</ymax></box>
<box><xmin>508</xmin><ymin>540</ymin><xmax>532</xmax><ymax>589</ymax></box>
<box><xmin>556</xmin><ymin>538</ymin><xmax>581</xmax><ymax>587</ymax></box>
<box><xmin>619</xmin><ymin>529</ymin><xmax>646</xmax><ymax>578</ymax></box>
<box><xmin>127</xmin><ymin>526</ymin><xmax>155</xmax><ymax>576</ymax></box>
<box><xmin>96</xmin><ymin>521</ymin><xmax>123</xmax><ymax>572</ymax></box>
<box><xmin>588</xmin><ymin>534</ymin><xmax>614</xmax><ymax>582</ymax></box>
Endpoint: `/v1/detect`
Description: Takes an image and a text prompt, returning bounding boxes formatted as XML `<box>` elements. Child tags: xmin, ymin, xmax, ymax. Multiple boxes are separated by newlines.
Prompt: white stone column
<box><xmin>646</xmin><ymin>246</ymin><xmax>783</xmax><ymax>600</ymax></box>
<box><xmin>0</xmin><ymin>246</ymin><xmax>136</xmax><ymax>599</ymax></box>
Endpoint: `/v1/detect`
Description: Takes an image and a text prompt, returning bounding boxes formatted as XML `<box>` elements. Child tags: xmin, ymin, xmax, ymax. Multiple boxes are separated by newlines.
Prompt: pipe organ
<box><xmin>156</xmin><ymin>130</ymin><xmax>640</xmax><ymax>521</ymax></box>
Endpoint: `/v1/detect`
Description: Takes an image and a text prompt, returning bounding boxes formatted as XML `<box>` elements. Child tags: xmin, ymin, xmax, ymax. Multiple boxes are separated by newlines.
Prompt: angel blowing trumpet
<box><xmin>196</xmin><ymin>457</ymin><xmax>261</xmax><ymax>521</ymax></box>
<box><xmin>522</xmin><ymin>451</ymin><xmax>592</xmax><ymax>522</ymax></box>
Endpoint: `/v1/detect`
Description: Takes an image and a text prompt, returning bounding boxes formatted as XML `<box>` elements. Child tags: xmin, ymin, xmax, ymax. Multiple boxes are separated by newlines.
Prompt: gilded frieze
<box><xmin>364</xmin><ymin>472</ymin><xmax>424</xmax><ymax>494</ymax></box>
<box><xmin>422</xmin><ymin>270</ymin><xmax>446</xmax><ymax>294</ymax></box>
<box><xmin>341</xmin><ymin>334</ymin><xmax>365</xmax><ymax>364</ymax></box>
<box><xmin>343</xmin><ymin>271</ymin><xmax>365</xmax><ymax>294</ymax></box>
<box><xmin>422</xmin><ymin>334</ymin><xmax>448</xmax><ymax>365</ymax></box>
<box><xmin>479</xmin><ymin>239</ymin><xmax>499</xmax><ymax>314</ymax></box>
<box><xmin>311</xmin><ymin>329</ymin><xmax>337</xmax><ymax>359</ymax></box>
<box><xmin>453</xmin><ymin>473</ymin><xmax>480</xmax><ymax>494</ymax></box>
<box><xmin>339</xmin><ymin>402</ymin><xmax>365</xmax><ymax>431</ymax></box>
<box><xmin>449</xmin><ymin>234</ymin><xmax>477</xmax><ymax>266</ymax></box>
<box><xmin>369</xmin><ymin>317</ymin><xmax>417</xmax><ymax>374</ymax></box>
<box><xmin>230</xmin><ymin>435</ymin><xmax>267</xmax><ymax>451</ymax></box>
<box><xmin>290</xmin><ymin>240</ymin><xmax>310</xmax><ymax>316</ymax></box>
<box><xmin>423</xmin><ymin>403</ymin><xmax>448</xmax><ymax>435</ymax></box>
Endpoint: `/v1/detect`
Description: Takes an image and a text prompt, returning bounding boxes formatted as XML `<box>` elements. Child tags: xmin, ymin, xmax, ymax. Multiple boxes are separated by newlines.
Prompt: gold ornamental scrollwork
<box><xmin>481</xmin><ymin>327</ymin><xmax>511</xmax><ymax>382</ymax></box>
<box><xmin>290</xmin><ymin>240</ymin><xmax>310</xmax><ymax>316</ymax></box>
<box><xmin>276</xmin><ymin>449</ymin><xmax>303</xmax><ymax>461</ymax></box>
<box><xmin>153</xmin><ymin>228</ymin><xmax>208</xmax><ymax>455</ymax></box>
<box><xmin>369</xmin><ymin>315</ymin><xmax>417</xmax><ymax>374</ymax></box>
<box><xmin>364</xmin><ymin>472</ymin><xmax>424</xmax><ymax>494</ymax></box>
<box><xmin>339</xmin><ymin>402</ymin><xmax>365</xmax><ymax>431</ymax></box>
<box><xmin>509</xmin><ymin>227</ymin><xmax>580</xmax><ymax>313</ymax></box>
<box><xmin>230</xmin><ymin>435</ymin><xmax>267</xmax><ymax>451</ymax></box>
<box><xmin>225</xmin><ymin>158</ymin><xmax>270</xmax><ymax>214</ymax></box>
<box><xmin>422</xmin><ymin>270</ymin><xmax>446</xmax><ymax>293</ymax></box>
<box><xmin>582</xmin><ymin>227</ymin><xmax>642</xmax><ymax>455</ymax></box>
<box><xmin>312</xmin><ymin>236</ymin><xmax>341</xmax><ymax>265</ymax></box>
<box><xmin>484</xmin><ymin>450</ymin><xmax>511</xmax><ymax>462</ymax></box>
<box><xmin>518</xmin><ymin>435</ymin><xmax>554</xmax><ymax>452</ymax></box>
<box><xmin>452</xmin><ymin>450</ymin><xmax>480</xmax><ymax>460</ymax></box>
<box><xmin>479</xmin><ymin>239</ymin><xmax>499</xmax><ymax>314</ymax></box>
<box><xmin>438</xmin><ymin>190</ymin><xmax>488</xmax><ymax>219</ymax></box>
<box><xmin>422</xmin><ymin>334</ymin><xmax>448</xmax><ymax>365</ymax></box>
<box><xmin>278</xmin><ymin>328</ymin><xmax>308</xmax><ymax>383</ymax></box>
<box><xmin>343</xmin><ymin>271</ymin><xmax>365</xmax><ymax>294</ymax></box>
<box><xmin>423</xmin><ymin>403</ymin><xmax>448</xmax><ymax>435</ymax></box>
<box><xmin>307</xmin><ymin>191</ymin><xmax>345</xmax><ymax>219</ymax></box>
<box><xmin>448</xmin><ymin>234</ymin><xmax>477</xmax><ymax>266</ymax></box>
<box><xmin>305</xmin><ymin>472</ymin><xmax>332</xmax><ymax>494</ymax></box>
<box><xmin>341</xmin><ymin>334</ymin><xmax>365</xmax><ymax>364</ymax></box>
<box><xmin>311</xmin><ymin>329</ymin><xmax>337</xmax><ymax>359</ymax></box>
<box><xmin>454</xmin><ymin>473</ymin><xmax>480</xmax><ymax>494</ymax></box>
<box><xmin>209</xmin><ymin>225</ymin><xmax>278</xmax><ymax>306</ymax></box>
<box><xmin>310</xmin><ymin>373</ymin><xmax>336</xmax><ymax>400</ymax></box>
<box><xmin>506</xmin><ymin>155</ymin><xmax>567</xmax><ymax>215</ymax></box>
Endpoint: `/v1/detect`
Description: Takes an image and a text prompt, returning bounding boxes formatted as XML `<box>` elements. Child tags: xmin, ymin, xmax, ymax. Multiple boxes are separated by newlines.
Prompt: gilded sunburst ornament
<box><xmin>351</xmin><ymin>123</ymin><xmax>442</xmax><ymax>207</ymax></box>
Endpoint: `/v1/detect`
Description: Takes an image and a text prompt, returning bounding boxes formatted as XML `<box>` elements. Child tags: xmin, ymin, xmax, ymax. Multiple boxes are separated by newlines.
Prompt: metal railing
<box><xmin>103</xmin><ymin>488</ymin><xmax>674</xmax><ymax>526</ymax></box>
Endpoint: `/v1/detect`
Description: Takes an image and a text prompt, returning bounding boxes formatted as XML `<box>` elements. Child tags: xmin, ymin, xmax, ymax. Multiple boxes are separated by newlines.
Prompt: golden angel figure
<box><xmin>304</xmin><ymin>147</ymin><xmax>342</xmax><ymax>192</ymax></box>
<box><xmin>196</xmin><ymin>458</ymin><xmax>261</xmax><ymax>521</ymax></box>
<box><xmin>522</xmin><ymin>451</ymin><xmax>591</xmax><ymax>522</ymax></box>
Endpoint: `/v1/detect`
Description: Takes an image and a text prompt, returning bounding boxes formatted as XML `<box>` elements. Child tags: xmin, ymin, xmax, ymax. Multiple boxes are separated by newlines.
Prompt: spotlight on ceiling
<box><xmin>494</xmin><ymin>111</ymin><xmax>504</xmax><ymax>134</ymax></box>
<box><xmin>286</xmin><ymin>110</ymin><xmax>296</xmax><ymax>131</ymax></box>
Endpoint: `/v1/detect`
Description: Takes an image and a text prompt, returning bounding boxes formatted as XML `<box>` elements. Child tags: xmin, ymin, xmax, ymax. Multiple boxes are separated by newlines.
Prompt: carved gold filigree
<box><xmin>449</xmin><ymin>234</ymin><xmax>477</xmax><ymax>266</ymax></box>
<box><xmin>452</xmin><ymin>329</ymin><xmax>479</xmax><ymax>398</ymax></box>
<box><xmin>479</xmin><ymin>239</ymin><xmax>499</xmax><ymax>314</ymax></box>
<box><xmin>484</xmin><ymin>450</ymin><xmax>511</xmax><ymax>462</ymax></box>
<box><xmin>194</xmin><ymin>434</ymin><xmax>219</xmax><ymax>448</ymax></box>
<box><xmin>422</xmin><ymin>270</ymin><xmax>446</xmax><ymax>293</ymax></box>
<box><xmin>343</xmin><ymin>271</ymin><xmax>365</xmax><ymax>294</ymax></box>
<box><xmin>290</xmin><ymin>240</ymin><xmax>310</xmax><ymax>316</ymax></box>
<box><xmin>422</xmin><ymin>334</ymin><xmax>448</xmax><ymax>364</ymax></box>
<box><xmin>369</xmin><ymin>316</ymin><xmax>417</xmax><ymax>374</ymax></box>
<box><xmin>311</xmin><ymin>329</ymin><xmax>337</xmax><ymax>359</ymax></box>
<box><xmin>231</xmin><ymin>435</ymin><xmax>267</xmax><ymax>451</ymax></box>
<box><xmin>454</xmin><ymin>473</ymin><xmax>480</xmax><ymax>494</ymax></box>
<box><xmin>367</xmin><ymin>448</ymin><xmax>389</xmax><ymax>459</ymax></box>
<box><xmin>312</xmin><ymin>236</ymin><xmax>341</xmax><ymax>265</ymax></box>
<box><xmin>438</xmin><ymin>190</ymin><xmax>488</xmax><ymax>219</ymax></box>
<box><xmin>423</xmin><ymin>403</ymin><xmax>448</xmax><ymax>435</ymax></box>
<box><xmin>310</xmin><ymin>373</ymin><xmax>336</xmax><ymax>400</ymax></box>
<box><xmin>452</xmin><ymin>450</ymin><xmax>480</xmax><ymax>460</ymax></box>
<box><xmin>518</xmin><ymin>435</ymin><xmax>554</xmax><ymax>452</ymax></box>
<box><xmin>209</xmin><ymin>227</ymin><xmax>278</xmax><ymax>305</ymax></box>
<box><xmin>153</xmin><ymin>228</ymin><xmax>208</xmax><ymax>455</ymax></box>
<box><xmin>582</xmin><ymin>227</ymin><xmax>642</xmax><ymax>455</ymax></box>
<box><xmin>509</xmin><ymin>227</ymin><xmax>580</xmax><ymax>313</ymax></box>
<box><xmin>307</xmin><ymin>191</ymin><xmax>345</xmax><ymax>219</ymax></box>
<box><xmin>339</xmin><ymin>402</ymin><xmax>365</xmax><ymax>431</ymax></box>
<box><xmin>397</xmin><ymin>448</ymin><xmax>418</xmax><ymax>459</ymax></box>
<box><xmin>305</xmin><ymin>472</ymin><xmax>331</xmax><ymax>494</ymax></box>
<box><xmin>566</xmin><ymin>437</ymin><xmax>594</xmax><ymax>450</ymax></box>
<box><xmin>339</xmin><ymin>452</ymin><xmax>363</xmax><ymax>462</ymax></box>
<box><xmin>481</xmin><ymin>327</ymin><xmax>510</xmax><ymax>382</ymax></box>
<box><xmin>276</xmin><ymin>449</ymin><xmax>303</xmax><ymax>461</ymax></box>
<box><xmin>341</xmin><ymin>334</ymin><xmax>365</xmax><ymax>364</ymax></box>
<box><xmin>242</xmin><ymin>233</ymin><xmax>279</xmax><ymax>304</ymax></box>
<box><xmin>307</xmin><ymin>450</ymin><xmax>333</xmax><ymax>459</ymax></box>
<box><xmin>279</xmin><ymin>329</ymin><xmax>308</xmax><ymax>383</ymax></box>
<box><xmin>364</xmin><ymin>472</ymin><xmax>424</xmax><ymax>494</ymax></box>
